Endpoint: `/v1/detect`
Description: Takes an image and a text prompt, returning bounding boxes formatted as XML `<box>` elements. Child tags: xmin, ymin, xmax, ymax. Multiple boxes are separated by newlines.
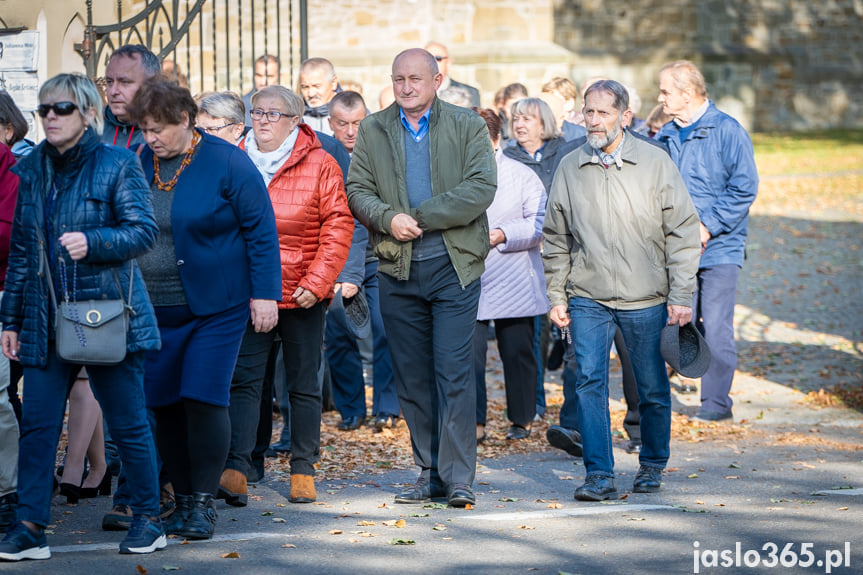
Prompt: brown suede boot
<box><xmin>217</xmin><ymin>469</ymin><xmax>248</xmax><ymax>507</ymax></box>
<box><xmin>289</xmin><ymin>474</ymin><xmax>316</xmax><ymax>503</ymax></box>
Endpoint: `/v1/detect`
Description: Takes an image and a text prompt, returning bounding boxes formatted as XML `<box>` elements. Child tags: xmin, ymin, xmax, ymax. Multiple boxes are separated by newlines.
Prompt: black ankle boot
<box><xmin>178</xmin><ymin>492</ymin><xmax>217</xmax><ymax>540</ymax></box>
<box><xmin>163</xmin><ymin>493</ymin><xmax>193</xmax><ymax>535</ymax></box>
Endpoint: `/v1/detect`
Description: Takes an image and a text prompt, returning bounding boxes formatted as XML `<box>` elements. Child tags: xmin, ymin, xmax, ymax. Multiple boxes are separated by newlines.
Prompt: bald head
<box><xmin>393</xmin><ymin>48</ymin><xmax>439</xmax><ymax>77</ymax></box>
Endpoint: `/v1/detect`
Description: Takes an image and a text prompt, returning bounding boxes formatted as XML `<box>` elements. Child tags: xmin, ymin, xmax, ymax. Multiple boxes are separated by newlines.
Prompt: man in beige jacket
<box><xmin>543</xmin><ymin>80</ymin><xmax>700</xmax><ymax>501</ymax></box>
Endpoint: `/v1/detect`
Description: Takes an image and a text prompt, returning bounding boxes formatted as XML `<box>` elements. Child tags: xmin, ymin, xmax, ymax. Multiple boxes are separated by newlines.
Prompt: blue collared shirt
<box><xmin>400</xmin><ymin>107</ymin><xmax>431</xmax><ymax>142</ymax></box>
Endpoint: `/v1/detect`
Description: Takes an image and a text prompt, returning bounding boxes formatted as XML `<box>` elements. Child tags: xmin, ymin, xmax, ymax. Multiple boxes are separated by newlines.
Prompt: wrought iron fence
<box><xmin>76</xmin><ymin>0</ymin><xmax>307</xmax><ymax>96</ymax></box>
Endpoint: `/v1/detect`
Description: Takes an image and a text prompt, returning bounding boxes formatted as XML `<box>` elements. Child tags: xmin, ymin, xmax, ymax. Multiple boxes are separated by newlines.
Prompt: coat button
<box><xmin>177</xmin><ymin>260</ymin><xmax>185</xmax><ymax>266</ymax></box>
<box><xmin>104</xmin><ymin>241</ymin><xmax>112</xmax><ymax>248</ymax></box>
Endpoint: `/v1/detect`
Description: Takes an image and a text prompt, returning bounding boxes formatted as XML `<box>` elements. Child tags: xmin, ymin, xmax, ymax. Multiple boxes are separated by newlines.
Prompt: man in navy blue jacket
<box><xmin>656</xmin><ymin>60</ymin><xmax>759</xmax><ymax>423</ymax></box>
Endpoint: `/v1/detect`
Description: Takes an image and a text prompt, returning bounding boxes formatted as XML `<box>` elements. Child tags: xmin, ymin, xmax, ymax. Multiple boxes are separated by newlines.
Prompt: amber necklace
<box><xmin>153</xmin><ymin>130</ymin><xmax>201</xmax><ymax>192</ymax></box>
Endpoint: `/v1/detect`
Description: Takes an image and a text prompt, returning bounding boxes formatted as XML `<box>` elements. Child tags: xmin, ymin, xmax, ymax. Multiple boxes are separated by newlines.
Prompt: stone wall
<box><xmin>553</xmin><ymin>0</ymin><xmax>863</xmax><ymax>131</ymax></box>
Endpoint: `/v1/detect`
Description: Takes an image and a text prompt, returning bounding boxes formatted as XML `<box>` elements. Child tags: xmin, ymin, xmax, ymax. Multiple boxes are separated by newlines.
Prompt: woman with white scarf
<box><xmin>230</xmin><ymin>86</ymin><xmax>353</xmax><ymax>505</ymax></box>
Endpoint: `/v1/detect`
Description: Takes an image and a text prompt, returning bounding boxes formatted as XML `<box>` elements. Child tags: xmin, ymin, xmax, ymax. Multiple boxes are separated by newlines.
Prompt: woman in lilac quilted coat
<box><xmin>472</xmin><ymin>108</ymin><xmax>549</xmax><ymax>442</ymax></box>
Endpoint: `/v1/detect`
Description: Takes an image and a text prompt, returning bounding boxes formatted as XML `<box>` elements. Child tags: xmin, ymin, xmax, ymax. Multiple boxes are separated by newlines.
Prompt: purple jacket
<box><xmin>477</xmin><ymin>150</ymin><xmax>549</xmax><ymax>321</ymax></box>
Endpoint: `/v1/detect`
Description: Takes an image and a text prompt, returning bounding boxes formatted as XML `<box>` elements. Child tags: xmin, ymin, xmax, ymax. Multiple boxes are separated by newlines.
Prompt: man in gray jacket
<box><xmin>347</xmin><ymin>48</ymin><xmax>496</xmax><ymax>507</ymax></box>
<box><xmin>543</xmin><ymin>80</ymin><xmax>700</xmax><ymax>501</ymax></box>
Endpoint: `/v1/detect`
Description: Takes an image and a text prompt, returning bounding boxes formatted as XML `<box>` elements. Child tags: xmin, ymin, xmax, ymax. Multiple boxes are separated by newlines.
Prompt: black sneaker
<box><xmin>0</xmin><ymin>522</ymin><xmax>51</xmax><ymax>561</ymax></box>
<box><xmin>0</xmin><ymin>493</ymin><xmax>17</xmax><ymax>534</ymax></box>
<box><xmin>119</xmin><ymin>515</ymin><xmax>167</xmax><ymax>555</ymax></box>
<box><xmin>102</xmin><ymin>503</ymin><xmax>133</xmax><ymax>531</ymax></box>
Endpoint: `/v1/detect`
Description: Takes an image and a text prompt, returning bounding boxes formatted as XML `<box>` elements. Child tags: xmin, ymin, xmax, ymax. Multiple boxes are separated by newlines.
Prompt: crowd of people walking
<box><xmin>0</xmin><ymin>40</ymin><xmax>757</xmax><ymax>562</ymax></box>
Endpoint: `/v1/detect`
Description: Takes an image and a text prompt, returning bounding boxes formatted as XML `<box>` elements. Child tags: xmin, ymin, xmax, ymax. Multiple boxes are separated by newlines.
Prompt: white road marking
<box><xmin>466</xmin><ymin>503</ymin><xmax>675</xmax><ymax>521</ymax></box>
<box><xmin>812</xmin><ymin>488</ymin><xmax>863</xmax><ymax>496</ymax></box>
<box><xmin>51</xmin><ymin>532</ymin><xmax>294</xmax><ymax>554</ymax></box>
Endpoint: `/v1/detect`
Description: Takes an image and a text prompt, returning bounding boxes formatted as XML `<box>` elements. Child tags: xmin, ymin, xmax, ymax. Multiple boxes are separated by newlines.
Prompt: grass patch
<box><xmin>753</xmin><ymin>130</ymin><xmax>863</xmax><ymax>177</ymax></box>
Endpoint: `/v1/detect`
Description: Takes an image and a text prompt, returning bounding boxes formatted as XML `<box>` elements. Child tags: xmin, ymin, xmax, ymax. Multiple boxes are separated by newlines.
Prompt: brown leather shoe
<box><xmin>289</xmin><ymin>474</ymin><xmax>316</xmax><ymax>503</ymax></box>
<box><xmin>217</xmin><ymin>469</ymin><xmax>248</xmax><ymax>507</ymax></box>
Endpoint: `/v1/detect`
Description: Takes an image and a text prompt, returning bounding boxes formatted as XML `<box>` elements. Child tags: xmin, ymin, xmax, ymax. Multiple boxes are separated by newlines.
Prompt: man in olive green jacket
<box><xmin>543</xmin><ymin>80</ymin><xmax>700</xmax><ymax>501</ymax></box>
<box><xmin>347</xmin><ymin>48</ymin><xmax>496</xmax><ymax>507</ymax></box>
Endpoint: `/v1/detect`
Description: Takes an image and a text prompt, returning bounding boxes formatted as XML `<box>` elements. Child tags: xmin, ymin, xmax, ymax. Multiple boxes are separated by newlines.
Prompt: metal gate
<box><xmin>76</xmin><ymin>0</ymin><xmax>307</xmax><ymax>96</ymax></box>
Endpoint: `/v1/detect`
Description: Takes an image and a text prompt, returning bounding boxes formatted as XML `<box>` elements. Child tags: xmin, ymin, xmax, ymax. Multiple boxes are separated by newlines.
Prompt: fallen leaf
<box><xmin>221</xmin><ymin>552</ymin><xmax>241</xmax><ymax>559</ymax></box>
<box><xmin>329</xmin><ymin>530</ymin><xmax>343</xmax><ymax>535</ymax></box>
<box><xmin>136</xmin><ymin>566</ymin><xmax>148</xmax><ymax>575</ymax></box>
<box><xmin>423</xmin><ymin>503</ymin><xmax>448</xmax><ymax>509</ymax></box>
<box><xmin>281</xmin><ymin>543</ymin><xmax>297</xmax><ymax>548</ymax></box>
<box><xmin>357</xmin><ymin>520</ymin><xmax>376</xmax><ymax>526</ymax></box>
<box><xmin>382</xmin><ymin>519</ymin><xmax>406</xmax><ymax>528</ymax></box>
<box><xmin>432</xmin><ymin>523</ymin><xmax>447</xmax><ymax>531</ymax></box>
<box><xmin>464</xmin><ymin>503</ymin><xmax>474</xmax><ymax>510</ymax></box>
<box><xmin>695</xmin><ymin>500</ymin><xmax>705</xmax><ymax>505</ymax></box>
<box><xmin>630</xmin><ymin>517</ymin><xmax>646</xmax><ymax>521</ymax></box>
<box><xmin>519</xmin><ymin>525</ymin><xmax>536</xmax><ymax>530</ymax></box>
<box><xmin>838</xmin><ymin>507</ymin><xmax>849</xmax><ymax>511</ymax></box>
<box><xmin>687</xmin><ymin>473</ymin><xmax>699</xmax><ymax>479</ymax></box>
<box><xmin>409</xmin><ymin>513</ymin><xmax>429</xmax><ymax>518</ymax></box>
<box><xmin>547</xmin><ymin>502</ymin><xmax>563</xmax><ymax>509</ymax></box>
<box><xmin>180</xmin><ymin>539</ymin><xmax>191</xmax><ymax>545</ymax></box>
<box><xmin>499</xmin><ymin>497</ymin><xmax>520</xmax><ymax>502</ymax></box>
<box><xmin>272</xmin><ymin>517</ymin><xmax>286</xmax><ymax>523</ymax></box>
<box><xmin>378</xmin><ymin>502</ymin><xmax>389</xmax><ymax>508</ymax></box>
<box><xmin>724</xmin><ymin>476</ymin><xmax>739</xmax><ymax>480</ymax></box>
<box><xmin>728</xmin><ymin>463</ymin><xmax>741</xmax><ymax>469</ymax></box>
<box><xmin>390</xmin><ymin>538</ymin><xmax>415</xmax><ymax>545</ymax></box>
<box><xmin>261</xmin><ymin>511</ymin><xmax>274</xmax><ymax>516</ymax></box>
<box><xmin>276</xmin><ymin>503</ymin><xmax>286</xmax><ymax>507</ymax></box>
<box><xmin>162</xmin><ymin>568</ymin><xmax>181</xmax><ymax>572</ymax></box>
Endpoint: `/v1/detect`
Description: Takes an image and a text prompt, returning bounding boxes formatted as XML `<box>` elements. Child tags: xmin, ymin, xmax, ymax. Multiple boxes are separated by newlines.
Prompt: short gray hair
<box><xmin>584</xmin><ymin>80</ymin><xmax>630</xmax><ymax>114</ymax></box>
<box><xmin>251</xmin><ymin>85</ymin><xmax>304</xmax><ymax>117</ymax></box>
<box><xmin>438</xmin><ymin>86</ymin><xmax>472</xmax><ymax>108</ymax></box>
<box><xmin>510</xmin><ymin>97</ymin><xmax>560</xmax><ymax>141</ymax></box>
<box><xmin>660</xmin><ymin>60</ymin><xmax>709</xmax><ymax>99</ymax></box>
<box><xmin>110</xmin><ymin>45</ymin><xmax>161</xmax><ymax>78</ymax></box>
<box><xmin>197</xmin><ymin>91</ymin><xmax>245</xmax><ymax>124</ymax></box>
<box><xmin>39</xmin><ymin>73</ymin><xmax>104</xmax><ymax>135</ymax></box>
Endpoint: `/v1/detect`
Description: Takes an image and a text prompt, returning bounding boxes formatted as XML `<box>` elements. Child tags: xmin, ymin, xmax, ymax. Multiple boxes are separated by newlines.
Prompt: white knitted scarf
<box><xmin>244</xmin><ymin>127</ymin><xmax>299</xmax><ymax>186</ymax></box>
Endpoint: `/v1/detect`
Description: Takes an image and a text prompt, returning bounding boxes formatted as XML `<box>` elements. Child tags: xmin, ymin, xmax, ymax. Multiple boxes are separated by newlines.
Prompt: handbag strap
<box><xmin>33</xmin><ymin>223</ymin><xmax>59</xmax><ymax>313</ymax></box>
<box><xmin>33</xmin><ymin>223</ymin><xmax>135</xmax><ymax>314</ymax></box>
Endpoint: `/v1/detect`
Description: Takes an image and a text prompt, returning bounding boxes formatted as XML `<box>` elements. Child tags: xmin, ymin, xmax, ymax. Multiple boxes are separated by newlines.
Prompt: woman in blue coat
<box><xmin>0</xmin><ymin>74</ymin><xmax>163</xmax><ymax>561</ymax></box>
<box><xmin>126</xmin><ymin>78</ymin><xmax>281</xmax><ymax>541</ymax></box>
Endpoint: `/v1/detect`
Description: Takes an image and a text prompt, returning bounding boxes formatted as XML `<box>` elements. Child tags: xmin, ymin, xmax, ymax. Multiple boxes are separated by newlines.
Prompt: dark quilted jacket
<box><xmin>0</xmin><ymin>129</ymin><xmax>161</xmax><ymax>367</ymax></box>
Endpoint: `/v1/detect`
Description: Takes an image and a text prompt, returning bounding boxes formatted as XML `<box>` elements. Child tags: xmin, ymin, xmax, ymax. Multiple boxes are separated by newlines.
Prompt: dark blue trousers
<box><xmin>327</xmin><ymin>260</ymin><xmax>399</xmax><ymax>419</ymax></box>
<box><xmin>378</xmin><ymin>256</ymin><xmax>480</xmax><ymax>488</ymax></box>
<box><xmin>693</xmin><ymin>265</ymin><xmax>740</xmax><ymax>413</ymax></box>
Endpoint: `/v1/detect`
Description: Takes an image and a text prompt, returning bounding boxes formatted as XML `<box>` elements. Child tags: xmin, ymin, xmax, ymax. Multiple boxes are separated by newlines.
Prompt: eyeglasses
<box><xmin>251</xmin><ymin>109</ymin><xmax>294</xmax><ymax>122</ymax></box>
<box><xmin>433</xmin><ymin>56</ymin><xmax>447</xmax><ymax>62</ymax></box>
<box><xmin>37</xmin><ymin>102</ymin><xmax>78</xmax><ymax>118</ymax></box>
<box><xmin>200</xmin><ymin>122</ymin><xmax>238</xmax><ymax>133</ymax></box>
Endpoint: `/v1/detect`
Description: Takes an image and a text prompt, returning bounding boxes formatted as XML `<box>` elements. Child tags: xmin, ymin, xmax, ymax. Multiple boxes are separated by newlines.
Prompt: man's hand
<box><xmin>250</xmin><ymin>299</ymin><xmax>278</xmax><ymax>332</ymax></box>
<box><xmin>549</xmin><ymin>305</ymin><xmax>571</xmax><ymax>329</ymax></box>
<box><xmin>390</xmin><ymin>213</ymin><xmax>423</xmax><ymax>242</ymax></box>
<box><xmin>667</xmin><ymin>305</ymin><xmax>692</xmax><ymax>326</ymax></box>
<box><xmin>699</xmin><ymin>223</ymin><xmax>711</xmax><ymax>253</ymax></box>
<box><xmin>1</xmin><ymin>330</ymin><xmax>20</xmax><ymax>361</ymax></box>
<box><xmin>489</xmin><ymin>228</ymin><xmax>506</xmax><ymax>247</ymax></box>
<box><xmin>335</xmin><ymin>282</ymin><xmax>359</xmax><ymax>299</ymax></box>
<box><xmin>59</xmin><ymin>232</ymin><xmax>89</xmax><ymax>261</ymax></box>
<box><xmin>292</xmin><ymin>286</ymin><xmax>319</xmax><ymax>309</ymax></box>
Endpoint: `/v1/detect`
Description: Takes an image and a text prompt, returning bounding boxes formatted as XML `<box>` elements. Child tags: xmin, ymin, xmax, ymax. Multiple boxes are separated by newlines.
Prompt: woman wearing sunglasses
<box><xmin>0</xmin><ymin>73</ymin><xmax>164</xmax><ymax>561</ymax></box>
<box><xmin>125</xmin><ymin>77</ymin><xmax>281</xmax><ymax>541</ymax></box>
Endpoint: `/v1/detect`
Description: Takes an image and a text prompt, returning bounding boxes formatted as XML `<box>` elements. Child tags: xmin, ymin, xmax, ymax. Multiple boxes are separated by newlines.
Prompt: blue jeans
<box><xmin>18</xmin><ymin>350</ymin><xmax>159</xmax><ymax>527</ymax></box>
<box><xmin>569</xmin><ymin>298</ymin><xmax>671</xmax><ymax>477</ymax></box>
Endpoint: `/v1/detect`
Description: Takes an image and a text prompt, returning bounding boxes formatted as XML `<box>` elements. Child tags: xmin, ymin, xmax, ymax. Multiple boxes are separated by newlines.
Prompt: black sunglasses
<box><xmin>37</xmin><ymin>102</ymin><xmax>78</xmax><ymax>118</ymax></box>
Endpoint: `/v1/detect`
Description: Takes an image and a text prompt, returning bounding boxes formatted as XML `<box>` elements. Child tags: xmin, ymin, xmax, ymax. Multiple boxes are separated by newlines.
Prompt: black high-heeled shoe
<box><xmin>59</xmin><ymin>482</ymin><xmax>82</xmax><ymax>504</ymax></box>
<box><xmin>80</xmin><ymin>472</ymin><xmax>111</xmax><ymax>498</ymax></box>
